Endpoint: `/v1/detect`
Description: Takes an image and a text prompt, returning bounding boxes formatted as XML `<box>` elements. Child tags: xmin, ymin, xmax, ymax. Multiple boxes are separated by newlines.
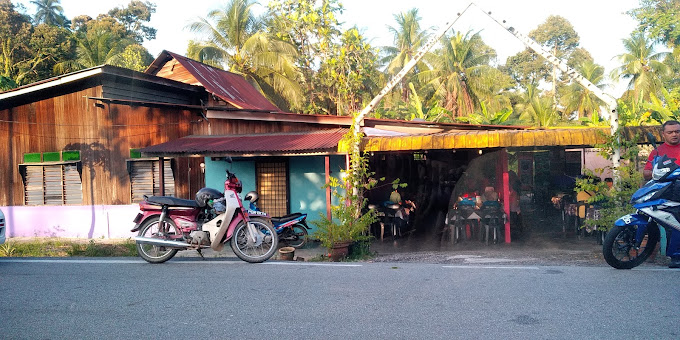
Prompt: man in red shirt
<box><xmin>644</xmin><ymin>120</ymin><xmax>680</xmax><ymax>268</ymax></box>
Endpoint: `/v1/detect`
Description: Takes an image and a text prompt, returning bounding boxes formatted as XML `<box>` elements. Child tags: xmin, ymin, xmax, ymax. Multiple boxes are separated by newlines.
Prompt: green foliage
<box><xmin>419</xmin><ymin>30</ymin><xmax>497</xmax><ymax>118</ymax></box>
<box><xmin>526</xmin><ymin>95</ymin><xmax>561</xmax><ymax>127</ymax></box>
<box><xmin>503</xmin><ymin>49</ymin><xmax>549</xmax><ymax>88</ymax></box>
<box><xmin>113</xmin><ymin>43</ymin><xmax>153</xmax><ymax>72</ymax></box>
<box><xmin>560</xmin><ymin>60</ymin><xmax>608</xmax><ymax>120</ymax></box>
<box><xmin>319</xmin><ymin>27</ymin><xmax>380</xmax><ymax>116</ymax></box>
<box><xmin>629</xmin><ymin>0</ymin><xmax>680</xmax><ymax>48</ymax></box>
<box><xmin>68</xmin><ymin>239</ymin><xmax>137</xmax><ymax>257</ymax></box>
<box><xmin>189</xmin><ymin>0</ymin><xmax>303</xmax><ymax>111</ymax></box>
<box><xmin>456</xmin><ymin>101</ymin><xmax>512</xmax><ymax>125</ymax></box>
<box><xmin>575</xmin><ymin>130</ymin><xmax>643</xmax><ymax>231</ymax></box>
<box><xmin>312</xmin><ymin>123</ymin><xmax>402</xmax><ymax>249</ymax></box>
<box><xmin>611</xmin><ymin>31</ymin><xmax>670</xmax><ymax>102</ymax></box>
<box><xmin>107</xmin><ymin>0</ymin><xmax>157</xmax><ymax>42</ymax></box>
<box><xmin>266</xmin><ymin>0</ymin><xmax>344</xmax><ymax>114</ymax></box>
<box><xmin>31</xmin><ymin>0</ymin><xmax>68</xmax><ymax>27</ymax></box>
<box><xmin>0</xmin><ymin>238</ymin><xmax>138</xmax><ymax>257</ymax></box>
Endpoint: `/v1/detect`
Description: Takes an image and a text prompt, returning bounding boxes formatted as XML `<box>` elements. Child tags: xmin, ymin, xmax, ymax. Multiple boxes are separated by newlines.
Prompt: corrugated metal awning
<box><xmin>139</xmin><ymin>129</ymin><xmax>349</xmax><ymax>157</ymax></box>
<box><xmin>355</xmin><ymin>126</ymin><xmax>661</xmax><ymax>152</ymax></box>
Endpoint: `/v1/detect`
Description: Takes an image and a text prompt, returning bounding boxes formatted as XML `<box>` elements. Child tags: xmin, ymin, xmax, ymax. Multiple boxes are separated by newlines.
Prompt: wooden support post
<box><xmin>159</xmin><ymin>157</ymin><xmax>165</xmax><ymax>196</ymax></box>
<box><xmin>325</xmin><ymin>156</ymin><xmax>332</xmax><ymax>220</ymax></box>
<box><xmin>501</xmin><ymin>150</ymin><xmax>511</xmax><ymax>243</ymax></box>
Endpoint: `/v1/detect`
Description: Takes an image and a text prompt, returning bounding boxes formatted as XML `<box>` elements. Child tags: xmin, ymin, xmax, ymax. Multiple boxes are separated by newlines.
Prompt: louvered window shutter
<box><xmin>23</xmin><ymin>164</ymin><xmax>83</xmax><ymax>205</ymax></box>
<box><xmin>130</xmin><ymin>160</ymin><xmax>175</xmax><ymax>202</ymax></box>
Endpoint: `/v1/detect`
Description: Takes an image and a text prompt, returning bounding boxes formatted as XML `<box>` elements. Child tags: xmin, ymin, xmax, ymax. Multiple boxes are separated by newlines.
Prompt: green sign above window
<box><xmin>130</xmin><ymin>149</ymin><xmax>142</xmax><ymax>158</ymax></box>
<box><xmin>62</xmin><ymin>150</ymin><xmax>80</xmax><ymax>161</ymax></box>
<box><xmin>42</xmin><ymin>152</ymin><xmax>60</xmax><ymax>162</ymax></box>
<box><xmin>23</xmin><ymin>153</ymin><xmax>41</xmax><ymax>163</ymax></box>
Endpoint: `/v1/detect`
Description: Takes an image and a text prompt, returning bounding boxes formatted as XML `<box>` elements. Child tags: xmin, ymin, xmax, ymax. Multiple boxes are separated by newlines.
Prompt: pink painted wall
<box><xmin>583</xmin><ymin>148</ymin><xmax>614</xmax><ymax>179</ymax></box>
<box><xmin>0</xmin><ymin>205</ymin><xmax>139</xmax><ymax>239</ymax></box>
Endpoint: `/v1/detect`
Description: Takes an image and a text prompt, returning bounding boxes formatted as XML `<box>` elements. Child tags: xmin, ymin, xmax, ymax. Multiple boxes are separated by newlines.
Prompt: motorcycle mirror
<box><xmin>647</xmin><ymin>132</ymin><xmax>658</xmax><ymax>149</ymax></box>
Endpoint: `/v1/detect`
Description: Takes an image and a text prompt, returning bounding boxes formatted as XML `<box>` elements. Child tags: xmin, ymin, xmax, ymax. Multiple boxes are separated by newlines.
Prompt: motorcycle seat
<box><xmin>147</xmin><ymin>196</ymin><xmax>199</xmax><ymax>208</ymax></box>
<box><xmin>270</xmin><ymin>213</ymin><xmax>303</xmax><ymax>224</ymax></box>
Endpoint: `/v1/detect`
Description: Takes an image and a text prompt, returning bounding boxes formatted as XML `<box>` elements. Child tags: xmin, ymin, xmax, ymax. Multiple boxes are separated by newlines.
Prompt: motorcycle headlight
<box><xmin>634</xmin><ymin>191</ymin><xmax>656</xmax><ymax>204</ymax></box>
<box><xmin>653</xmin><ymin>166</ymin><xmax>670</xmax><ymax>180</ymax></box>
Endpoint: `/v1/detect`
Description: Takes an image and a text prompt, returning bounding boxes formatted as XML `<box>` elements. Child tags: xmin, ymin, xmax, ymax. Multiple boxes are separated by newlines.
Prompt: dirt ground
<box><xmin>366</xmin><ymin>232</ymin><xmax>672</xmax><ymax>267</ymax></box>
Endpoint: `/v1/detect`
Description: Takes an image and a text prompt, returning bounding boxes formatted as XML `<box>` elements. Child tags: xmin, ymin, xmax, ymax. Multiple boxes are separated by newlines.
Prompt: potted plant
<box><xmin>312</xmin><ymin>125</ymin><xmax>404</xmax><ymax>261</ymax></box>
<box><xmin>312</xmin><ymin>154</ymin><xmax>378</xmax><ymax>261</ymax></box>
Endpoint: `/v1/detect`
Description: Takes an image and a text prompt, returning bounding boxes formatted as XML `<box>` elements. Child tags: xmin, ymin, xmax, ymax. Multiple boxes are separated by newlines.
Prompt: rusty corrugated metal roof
<box><xmin>149</xmin><ymin>51</ymin><xmax>280</xmax><ymax>112</ymax></box>
<box><xmin>356</xmin><ymin>126</ymin><xmax>661</xmax><ymax>152</ymax></box>
<box><xmin>139</xmin><ymin>129</ymin><xmax>348</xmax><ymax>156</ymax></box>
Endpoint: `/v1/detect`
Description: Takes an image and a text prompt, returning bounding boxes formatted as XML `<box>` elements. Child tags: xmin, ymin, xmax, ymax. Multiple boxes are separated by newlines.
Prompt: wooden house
<box><xmin>0</xmin><ymin>49</ymin><xmax>659</xmax><ymax>242</ymax></box>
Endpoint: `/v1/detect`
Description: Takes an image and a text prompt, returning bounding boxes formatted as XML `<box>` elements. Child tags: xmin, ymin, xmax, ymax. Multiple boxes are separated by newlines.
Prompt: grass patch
<box><xmin>0</xmin><ymin>238</ymin><xmax>138</xmax><ymax>257</ymax></box>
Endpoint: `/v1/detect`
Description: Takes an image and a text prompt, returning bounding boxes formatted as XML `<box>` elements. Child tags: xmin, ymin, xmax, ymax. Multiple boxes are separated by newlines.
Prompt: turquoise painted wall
<box><xmin>289</xmin><ymin>155</ymin><xmax>345</xmax><ymax>232</ymax></box>
<box><xmin>204</xmin><ymin>158</ymin><xmax>256</xmax><ymax>195</ymax></box>
<box><xmin>204</xmin><ymin>155</ymin><xmax>346</xmax><ymax>234</ymax></box>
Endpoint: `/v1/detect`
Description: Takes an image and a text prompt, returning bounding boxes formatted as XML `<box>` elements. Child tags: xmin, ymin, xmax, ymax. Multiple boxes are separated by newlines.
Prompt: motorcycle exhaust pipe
<box><xmin>134</xmin><ymin>236</ymin><xmax>191</xmax><ymax>248</ymax></box>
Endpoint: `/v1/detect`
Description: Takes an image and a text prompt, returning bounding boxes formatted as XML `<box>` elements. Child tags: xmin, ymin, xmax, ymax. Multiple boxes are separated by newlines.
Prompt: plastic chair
<box><xmin>454</xmin><ymin>205</ymin><xmax>481</xmax><ymax>243</ymax></box>
<box><xmin>480</xmin><ymin>203</ymin><xmax>504</xmax><ymax>245</ymax></box>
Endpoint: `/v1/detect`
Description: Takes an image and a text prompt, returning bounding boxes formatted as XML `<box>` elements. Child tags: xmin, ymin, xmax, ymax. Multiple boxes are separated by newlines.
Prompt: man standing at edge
<box><xmin>644</xmin><ymin>120</ymin><xmax>680</xmax><ymax>268</ymax></box>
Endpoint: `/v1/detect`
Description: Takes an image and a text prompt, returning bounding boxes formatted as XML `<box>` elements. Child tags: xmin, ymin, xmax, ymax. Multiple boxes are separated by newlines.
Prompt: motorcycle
<box><xmin>131</xmin><ymin>157</ymin><xmax>278</xmax><ymax>264</ymax></box>
<box><xmin>603</xmin><ymin>134</ymin><xmax>677</xmax><ymax>269</ymax></box>
<box><xmin>243</xmin><ymin>191</ymin><xmax>310</xmax><ymax>248</ymax></box>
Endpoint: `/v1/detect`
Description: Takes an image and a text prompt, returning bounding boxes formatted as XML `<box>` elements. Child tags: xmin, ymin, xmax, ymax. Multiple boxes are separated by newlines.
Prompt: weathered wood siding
<box><xmin>155</xmin><ymin>60</ymin><xmax>200</xmax><ymax>86</ymax></box>
<box><xmin>0</xmin><ymin>83</ymin><xmax>205</xmax><ymax>206</ymax></box>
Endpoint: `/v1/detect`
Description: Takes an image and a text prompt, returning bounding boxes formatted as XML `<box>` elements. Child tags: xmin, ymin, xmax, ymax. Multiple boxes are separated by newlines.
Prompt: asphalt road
<box><xmin>1</xmin><ymin>257</ymin><xmax>679</xmax><ymax>339</ymax></box>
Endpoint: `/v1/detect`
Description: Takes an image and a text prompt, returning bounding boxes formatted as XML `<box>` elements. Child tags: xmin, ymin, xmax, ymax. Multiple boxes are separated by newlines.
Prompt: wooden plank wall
<box><xmin>0</xmin><ymin>84</ymin><xmax>342</xmax><ymax>206</ymax></box>
<box><xmin>0</xmin><ymin>85</ymin><xmax>204</xmax><ymax>205</ymax></box>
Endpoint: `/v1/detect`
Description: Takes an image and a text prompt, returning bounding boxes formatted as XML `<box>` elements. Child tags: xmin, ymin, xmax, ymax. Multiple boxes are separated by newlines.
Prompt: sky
<box><xmin>14</xmin><ymin>0</ymin><xmax>642</xmax><ymax>96</ymax></box>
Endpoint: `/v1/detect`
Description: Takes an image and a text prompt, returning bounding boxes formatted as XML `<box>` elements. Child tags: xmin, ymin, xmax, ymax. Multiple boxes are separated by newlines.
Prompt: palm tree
<box><xmin>53</xmin><ymin>29</ymin><xmax>129</xmax><ymax>73</ymax></box>
<box><xmin>187</xmin><ymin>0</ymin><xmax>303</xmax><ymax>110</ymax></box>
<box><xmin>561</xmin><ymin>60</ymin><xmax>608</xmax><ymax>120</ymax></box>
<box><xmin>611</xmin><ymin>32</ymin><xmax>670</xmax><ymax>101</ymax></box>
<box><xmin>381</xmin><ymin>8</ymin><xmax>430</xmax><ymax>102</ymax></box>
<box><xmin>31</xmin><ymin>0</ymin><xmax>66</xmax><ymax>26</ymax></box>
<box><xmin>419</xmin><ymin>30</ymin><xmax>496</xmax><ymax>118</ymax></box>
<box><xmin>526</xmin><ymin>95</ymin><xmax>560</xmax><ymax>127</ymax></box>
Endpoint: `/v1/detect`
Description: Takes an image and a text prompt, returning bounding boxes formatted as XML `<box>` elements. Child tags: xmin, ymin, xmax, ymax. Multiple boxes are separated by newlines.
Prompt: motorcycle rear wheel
<box><xmin>603</xmin><ymin>223</ymin><xmax>659</xmax><ymax>269</ymax></box>
<box><xmin>136</xmin><ymin>217</ymin><xmax>179</xmax><ymax>264</ymax></box>
<box><xmin>284</xmin><ymin>223</ymin><xmax>308</xmax><ymax>248</ymax></box>
<box><xmin>230</xmin><ymin>217</ymin><xmax>278</xmax><ymax>263</ymax></box>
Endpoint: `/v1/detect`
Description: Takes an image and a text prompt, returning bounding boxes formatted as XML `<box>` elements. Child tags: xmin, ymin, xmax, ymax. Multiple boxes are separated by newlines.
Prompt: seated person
<box><xmin>480</xmin><ymin>186</ymin><xmax>501</xmax><ymax>209</ymax></box>
<box><xmin>389</xmin><ymin>189</ymin><xmax>402</xmax><ymax>205</ymax></box>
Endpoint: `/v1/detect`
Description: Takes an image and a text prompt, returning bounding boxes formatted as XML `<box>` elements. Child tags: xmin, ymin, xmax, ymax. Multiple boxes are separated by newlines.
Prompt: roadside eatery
<box><xmin>0</xmin><ymin>50</ymin><xmax>661</xmax><ymax>247</ymax></box>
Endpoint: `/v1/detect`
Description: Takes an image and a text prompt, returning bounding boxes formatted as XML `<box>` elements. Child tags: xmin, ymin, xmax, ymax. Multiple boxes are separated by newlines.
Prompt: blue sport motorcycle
<box><xmin>603</xmin><ymin>136</ymin><xmax>678</xmax><ymax>269</ymax></box>
<box><xmin>243</xmin><ymin>191</ymin><xmax>309</xmax><ymax>248</ymax></box>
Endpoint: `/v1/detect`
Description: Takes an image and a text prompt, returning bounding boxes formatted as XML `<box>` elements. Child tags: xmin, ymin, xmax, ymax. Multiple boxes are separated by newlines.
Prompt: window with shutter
<box><xmin>129</xmin><ymin>159</ymin><xmax>175</xmax><ymax>202</ymax></box>
<box><xmin>256</xmin><ymin>161</ymin><xmax>288</xmax><ymax>217</ymax></box>
<box><xmin>22</xmin><ymin>163</ymin><xmax>83</xmax><ymax>205</ymax></box>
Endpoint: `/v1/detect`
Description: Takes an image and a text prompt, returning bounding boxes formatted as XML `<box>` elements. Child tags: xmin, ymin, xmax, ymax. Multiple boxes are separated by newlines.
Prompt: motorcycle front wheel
<box><xmin>230</xmin><ymin>217</ymin><xmax>278</xmax><ymax>263</ymax></box>
<box><xmin>603</xmin><ymin>223</ymin><xmax>660</xmax><ymax>269</ymax></box>
<box><xmin>136</xmin><ymin>217</ymin><xmax>179</xmax><ymax>264</ymax></box>
<box><xmin>284</xmin><ymin>223</ymin><xmax>308</xmax><ymax>248</ymax></box>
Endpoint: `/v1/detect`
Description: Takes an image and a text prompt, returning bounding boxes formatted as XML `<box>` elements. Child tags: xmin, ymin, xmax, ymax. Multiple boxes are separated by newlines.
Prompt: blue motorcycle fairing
<box><xmin>614</xmin><ymin>213</ymin><xmax>650</xmax><ymax>227</ymax></box>
<box><xmin>615</xmin><ymin>214</ymin><xmax>654</xmax><ymax>248</ymax></box>
<box><xmin>633</xmin><ymin>199</ymin><xmax>669</xmax><ymax>209</ymax></box>
<box><xmin>631</xmin><ymin>181</ymin><xmax>671</xmax><ymax>201</ymax></box>
<box><xmin>666</xmin><ymin>166</ymin><xmax>680</xmax><ymax>180</ymax></box>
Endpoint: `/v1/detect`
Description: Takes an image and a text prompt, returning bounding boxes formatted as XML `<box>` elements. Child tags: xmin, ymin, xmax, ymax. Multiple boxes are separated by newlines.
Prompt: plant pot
<box><xmin>278</xmin><ymin>246</ymin><xmax>295</xmax><ymax>261</ymax></box>
<box><xmin>329</xmin><ymin>241</ymin><xmax>351</xmax><ymax>262</ymax></box>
